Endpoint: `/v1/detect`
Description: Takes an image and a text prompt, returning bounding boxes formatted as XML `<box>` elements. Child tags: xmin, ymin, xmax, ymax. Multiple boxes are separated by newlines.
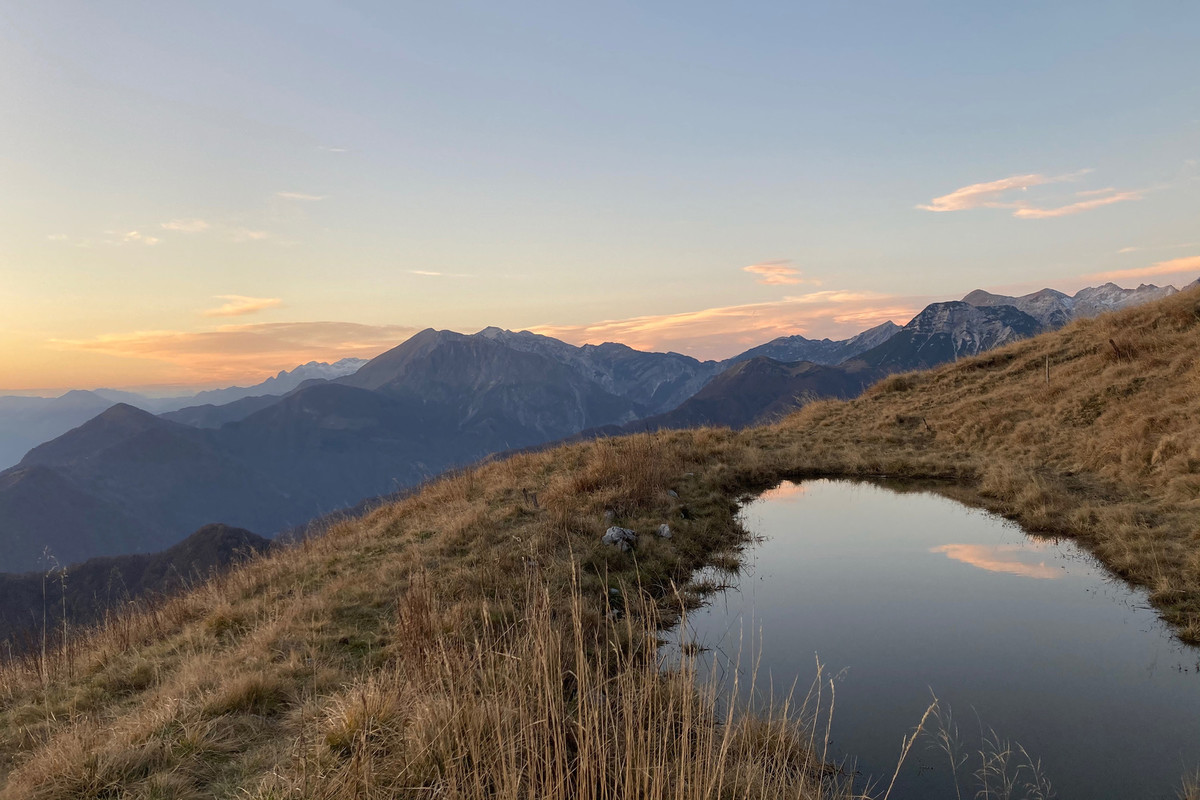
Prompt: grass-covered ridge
<box><xmin>1</xmin><ymin>285</ymin><xmax>1198</xmax><ymax>798</ymax></box>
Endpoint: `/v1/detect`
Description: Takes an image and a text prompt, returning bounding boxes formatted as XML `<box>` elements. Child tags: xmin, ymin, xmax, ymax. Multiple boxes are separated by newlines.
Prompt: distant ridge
<box><xmin>960</xmin><ymin>281</ymin><xmax>1185</xmax><ymax>326</ymax></box>
<box><xmin>726</xmin><ymin>320</ymin><xmax>901</xmax><ymax>367</ymax></box>
<box><xmin>0</xmin><ymin>523</ymin><xmax>268</xmax><ymax>645</ymax></box>
<box><xmin>0</xmin><ymin>358</ymin><xmax>369</xmax><ymax>470</ymax></box>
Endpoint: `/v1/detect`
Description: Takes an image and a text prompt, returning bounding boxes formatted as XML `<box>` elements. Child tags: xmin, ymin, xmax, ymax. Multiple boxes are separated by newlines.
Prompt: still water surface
<box><xmin>676</xmin><ymin>480</ymin><xmax>1200</xmax><ymax>799</ymax></box>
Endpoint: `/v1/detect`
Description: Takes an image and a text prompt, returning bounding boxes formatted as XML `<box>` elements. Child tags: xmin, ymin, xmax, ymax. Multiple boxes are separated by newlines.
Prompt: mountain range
<box><xmin>961</xmin><ymin>281</ymin><xmax>1184</xmax><ymax>328</ymax></box>
<box><xmin>726</xmin><ymin>320</ymin><xmax>901</xmax><ymax>366</ymax></box>
<box><xmin>0</xmin><ymin>277</ymin><xmax>1194</xmax><ymax>573</ymax></box>
<box><xmin>0</xmin><ymin>359</ymin><xmax>366</xmax><ymax>470</ymax></box>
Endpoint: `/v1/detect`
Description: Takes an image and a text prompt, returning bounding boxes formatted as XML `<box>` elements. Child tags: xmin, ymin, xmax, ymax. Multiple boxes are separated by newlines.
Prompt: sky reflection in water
<box><xmin>678</xmin><ymin>479</ymin><xmax>1200</xmax><ymax>800</ymax></box>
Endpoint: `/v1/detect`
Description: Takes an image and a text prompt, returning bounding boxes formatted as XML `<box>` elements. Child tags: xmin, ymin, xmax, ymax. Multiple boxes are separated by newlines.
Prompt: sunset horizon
<box><xmin>5</xmin><ymin>4</ymin><xmax>1199</xmax><ymax>392</ymax></box>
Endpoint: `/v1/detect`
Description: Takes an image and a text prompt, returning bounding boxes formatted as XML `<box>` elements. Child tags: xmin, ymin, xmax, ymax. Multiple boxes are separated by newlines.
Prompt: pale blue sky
<box><xmin>2</xmin><ymin>2</ymin><xmax>1198</xmax><ymax>388</ymax></box>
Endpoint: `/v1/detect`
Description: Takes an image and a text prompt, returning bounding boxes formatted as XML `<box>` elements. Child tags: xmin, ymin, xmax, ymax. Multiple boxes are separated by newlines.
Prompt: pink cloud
<box><xmin>918</xmin><ymin>169</ymin><xmax>1141</xmax><ymax>219</ymax></box>
<box><xmin>742</xmin><ymin>260</ymin><xmax>808</xmax><ymax>286</ymax></box>
<box><xmin>1012</xmin><ymin>189</ymin><xmax>1144</xmax><ymax>219</ymax></box>
<box><xmin>1088</xmin><ymin>255</ymin><xmax>1200</xmax><ymax>283</ymax></box>
<box><xmin>530</xmin><ymin>291</ymin><xmax>924</xmax><ymax>360</ymax></box>
<box><xmin>917</xmin><ymin>172</ymin><xmax>1070</xmax><ymax>213</ymax></box>
<box><xmin>203</xmin><ymin>295</ymin><xmax>283</xmax><ymax>317</ymax></box>
<box><xmin>930</xmin><ymin>543</ymin><xmax>1061</xmax><ymax>580</ymax></box>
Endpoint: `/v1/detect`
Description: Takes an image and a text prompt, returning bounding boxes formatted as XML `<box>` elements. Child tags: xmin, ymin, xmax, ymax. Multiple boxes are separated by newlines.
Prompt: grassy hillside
<box><xmin>1</xmin><ymin>285</ymin><xmax>1197</xmax><ymax>798</ymax></box>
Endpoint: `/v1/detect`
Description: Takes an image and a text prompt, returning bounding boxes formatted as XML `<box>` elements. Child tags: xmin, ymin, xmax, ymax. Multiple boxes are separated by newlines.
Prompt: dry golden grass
<box><xmin>0</xmin><ymin>434</ymin><xmax>839</xmax><ymax>798</ymax></box>
<box><xmin>1</xmin><ymin>285</ymin><xmax>1198</xmax><ymax>796</ymax></box>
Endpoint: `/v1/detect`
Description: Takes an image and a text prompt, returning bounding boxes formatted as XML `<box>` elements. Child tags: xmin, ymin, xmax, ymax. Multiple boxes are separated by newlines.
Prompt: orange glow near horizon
<box><xmin>0</xmin><ymin>322</ymin><xmax>419</xmax><ymax>393</ymax></box>
<box><xmin>4</xmin><ymin>267</ymin><xmax>1196</xmax><ymax>393</ymax></box>
<box><xmin>2</xmin><ymin>289</ymin><xmax>927</xmax><ymax>392</ymax></box>
<box><xmin>530</xmin><ymin>292</ymin><xmax>926</xmax><ymax>360</ymax></box>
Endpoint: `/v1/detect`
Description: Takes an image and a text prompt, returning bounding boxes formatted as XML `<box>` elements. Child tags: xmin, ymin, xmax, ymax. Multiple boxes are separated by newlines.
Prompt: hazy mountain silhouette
<box><xmin>0</xmin><ymin>359</ymin><xmax>368</xmax><ymax>469</ymax></box>
<box><xmin>0</xmin><ymin>523</ymin><xmax>268</xmax><ymax>645</ymax></box>
<box><xmin>726</xmin><ymin>321</ymin><xmax>901</xmax><ymax>367</ymax></box>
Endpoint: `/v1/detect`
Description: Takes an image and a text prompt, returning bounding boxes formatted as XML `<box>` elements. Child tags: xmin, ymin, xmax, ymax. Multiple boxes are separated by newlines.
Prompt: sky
<box><xmin>2</xmin><ymin>1</ymin><xmax>1198</xmax><ymax>392</ymax></box>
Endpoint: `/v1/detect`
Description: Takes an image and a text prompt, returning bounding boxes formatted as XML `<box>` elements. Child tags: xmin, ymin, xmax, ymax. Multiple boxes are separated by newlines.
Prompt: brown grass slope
<box><xmin>0</xmin><ymin>286</ymin><xmax>1197</xmax><ymax>798</ymax></box>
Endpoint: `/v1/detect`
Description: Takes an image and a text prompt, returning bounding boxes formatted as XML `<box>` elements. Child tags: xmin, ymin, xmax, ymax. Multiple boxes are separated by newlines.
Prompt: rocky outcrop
<box><xmin>602</xmin><ymin>526</ymin><xmax>638</xmax><ymax>551</ymax></box>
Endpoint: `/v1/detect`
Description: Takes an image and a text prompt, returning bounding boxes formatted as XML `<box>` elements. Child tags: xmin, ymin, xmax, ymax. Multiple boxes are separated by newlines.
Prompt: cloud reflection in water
<box><xmin>930</xmin><ymin>542</ymin><xmax>1060</xmax><ymax>580</ymax></box>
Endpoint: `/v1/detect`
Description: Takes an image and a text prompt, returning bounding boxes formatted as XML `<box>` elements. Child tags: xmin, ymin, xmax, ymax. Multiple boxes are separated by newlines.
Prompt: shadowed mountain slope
<box><xmin>2</xmin><ymin>405</ymin><xmax>290</xmax><ymax>571</ymax></box>
<box><xmin>338</xmin><ymin>328</ymin><xmax>639</xmax><ymax>435</ymax></box>
<box><xmin>0</xmin><ymin>465</ymin><xmax>157</xmax><ymax>572</ymax></box>
<box><xmin>621</xmin><ymin>357</ymin><xmax>878</xmax><ymax>430</ymax></box>
<box><xmin>0</xmin><ymin>391</ymin><xmax>116</xmax><ymax>471</ymax></box>
<box><xmin>0</xmin><ymin>523</ymin><xmax>269</xmax><ymax>644</ymax></box>
<box><xmin>0</xmin><ymin>333</ymin><xmax>659</xmax><ymax>569</ymax></box>
<box><xmin>855</xmin><ymin>301</ymin><xmax>1043</xmax><ymax>372</ymax></box>
<box><xmin>159</xmin><ymin>394</ymin><xmax>284</xmax><ymax>428</ymax></box>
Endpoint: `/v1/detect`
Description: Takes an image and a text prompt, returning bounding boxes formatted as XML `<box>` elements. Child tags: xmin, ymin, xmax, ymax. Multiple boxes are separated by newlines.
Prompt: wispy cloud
<box><xmin>1116</xmin><ymin>242</ymin><xmax>1199</xmax><ymax>255</ymax></box>
<box><xmin>276</xmin><ymin>191</ymin><xmax>326</xmax><ymax>201</ymax></box>
<box><xmin>742</xmin><ymin>260</ymin><xmax>810</xmax><ymax>286</ymax></box>
<box><xmin>918</xmin><ymin>172</ymin><xmax>1079</xmax><ymax>213</ymax></box>
<box><xmin>531</xmin><ymin>290</ymin><xmax>923</xmax><ymax>359</ymax></box>
<box><xmin>122</xmin><ymin>230</ymin><xmax>160</xmax><ymax>246</ymax></box>
<box><xmin>410</xmin><ymin>270</ymin><xmax>472</xmax><ymax>278</ymax></box>
<box><xmin>318</xmin><ymin>145</ymin><xmax>348</xmax><ymax>153</ymax></box>
<box><xmin>917</xmin><ymin>169</ymin><xmax>1140</xmax><ymax>219</ymax></box>
<box><xmin>51</xmin><ymin>321</ymin><xmax>418</xmax><ymax>384</ymax></box>
<box><xmin>203</xmin><ymin>295</ymin><xmax>284</xmax><ymax>317</ymax></box>
<box><xmin>1088</xmin><ymin>255</ymin><xmax>1200</xmax><ymax>283</ymax></box>
<box><xmin>45</xmin><ymin>234</ymin><xmax>68</xmax><ymax>241</ymax></box>
<box><xmin>1012</xmin><ymin>189</ymin><xmax>1144</xmax><ymax>219</ymax></box>
<box><xmin>231</xmin><ymin>228</ymin><xmax>271</xmax><ymax>242</ymax></box>
<box><xmin>161</xmin><ymin>218</ymin><xmax>210</xmax><ymax>233</ymax></box>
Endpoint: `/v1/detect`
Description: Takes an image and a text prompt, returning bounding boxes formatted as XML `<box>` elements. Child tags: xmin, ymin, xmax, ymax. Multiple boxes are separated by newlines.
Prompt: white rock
<box><xmin>657</xmin><ymin>524</ymin><xmax>672</xmax><ymax>539</ymax></box>
<box><xmin>602</xmin><ymin>526</ymin><xmax>637</xmax><ymax>552</ymax></box>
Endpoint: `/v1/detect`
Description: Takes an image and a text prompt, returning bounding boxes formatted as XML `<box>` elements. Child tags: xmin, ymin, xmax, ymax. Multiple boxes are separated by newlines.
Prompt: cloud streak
<box><xmin>122</xmin><ymin>230</ymin><xmax>160</xmax><ymax>245</ymax></box>
<box><xmin>410</xmin><ymin>270</ymin><xmax>472</xmax><ymax>278</ymax></box>
<box><xmin>918</xmin><ymin>172</ymin><xmax>1076</xmax><ymax>213</ymax></box>
<box><xmin>531</xmin><ymin>290</ymin><xmax>923</xmax><ymax>359</ymax></box>
<box><xmin>276</xmin><ymin>191</ymin><xmax>326</xmax><ymax>201</ymax></box>
<box><xmin>1088</xmin><ymin>255</ymin><xmax>1200</xmax><ymax>283</ymax></box>
<box><xmin>231</xmin><ymin>228</ymin><xmax>271</xmax><ymax>242</ymax></box>
<box><xmin>1012</xmin><ymin>189</ymin><xmax>1144</xmax><ymax>219</ymax></box>
<box><xmin>203</xmin><ymin>295</ymin><xmax>284</xmax><ymax>317</ymax></box>
<box><xmin>742</xmin><ymin>260</ymin><xmax>807</xmax><ymax>286</ymax></box>
<box><xmin>52</xmin><ymin>321</ymin><xmax>418</xmax><ymax>384</ymax></box>
<box><xmin>918</xmin><ymin>169</ymin><xmax>1142</xmax><ymax>219</ymax></box>
<box><xmin>161</xmin><ymin>218</ymin><xmax>210</xmax><ymax>233</ymax></box>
